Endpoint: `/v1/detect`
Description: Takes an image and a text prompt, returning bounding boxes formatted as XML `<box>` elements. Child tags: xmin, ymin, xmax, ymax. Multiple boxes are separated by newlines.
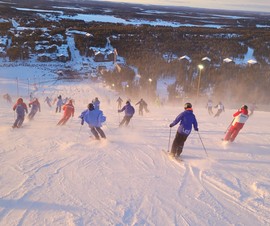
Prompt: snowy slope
<box><xmin>0</xmin><ymin>74</ymin><xmax>270</xmax><ymax>226</ymax></box>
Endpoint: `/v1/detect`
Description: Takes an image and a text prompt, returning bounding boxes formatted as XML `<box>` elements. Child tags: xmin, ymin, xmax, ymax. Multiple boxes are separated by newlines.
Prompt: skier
<box><xmin>80</xmin><ymin>103</ymin><xmax>106</xmax><ymax>140</ymax></box>
<box><xmin>92</xmin><ymin>97</ymin><xmax>100</xmax><ymax>110</ymax></box>
<box><xmin>55</xmin><ymin>95</ymin><xmax>63</xmax><ymax>113</ymax></box>
<box><xmin>214</xmin><ymin>101</ymin><xmax>225</xmax><ymax>117</ymax></box>
<box><xmin>206</xmin><ymin>99</ymin><xmax>213</xmax><ymax>115</ymax></box>
<box><xmin>117</xmin><ymin>97</ymin><xmax>123</xmax><ymax>109</ymax></box>
<box><xmin>12</xmin><ymin>98</ymin><xmax>28</xmax><ymax>128</ymax></box>
<box><xmin>169</xmin><ymin>103</ymin><xmax>198</xmax><ymax>158</ymax></box>
<box><xmin>57</xmin><ymin>99</ymin><xmax>74</xmax><ymax>125</ymax></box>
<box><xmin>223</xmin><ymin>105</ymin><xmax>249</xmax><ymax>142</ymax></box>
<box><xmin>63</xmin><ymin>97</ymin><xmax>69</xmax><ymax>104</ymax></box>
<box><xmin>29</xmin><ymin>92</ymin><xmax>34</xmax><ymax>101</ymax></box>
<box><xmin>28</xmin><ymin>98</ymin><xmax>41</xmax><ymax>120</ymax></box>
<box><xmin>249</xmin><ymin>102</ymin><xmax>257</xmax><ymax>116</ymax></box>
<box><xmin>118</xmin><ymin>101</ymin><xmax>135</xmax><ymax>127</ymax></box>
<box><xmin>3</xmin><ymin>93</ymin><xmax>12</xmax><ymax>103</ymax></box>
<box><xmin>135</xmin><ymin>98</ymin><xmax>149</xmax><ymax>116</ymax></box>
<box><xmin>44</xmin><ymin>96</ymin><xmax>52</xmax><ymax>108</ymax></box>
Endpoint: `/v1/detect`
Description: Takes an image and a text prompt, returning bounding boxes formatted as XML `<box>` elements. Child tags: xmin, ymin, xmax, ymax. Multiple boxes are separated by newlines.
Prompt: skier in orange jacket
<box><xmin>57</xmin><ymin>99</ymin><xmax>75</xmax><ymax>126</ymax></box>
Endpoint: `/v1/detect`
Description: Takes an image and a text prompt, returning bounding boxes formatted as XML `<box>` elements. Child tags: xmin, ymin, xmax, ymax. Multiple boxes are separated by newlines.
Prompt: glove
<box><xmin>169</xmin><ymin>124</ymin><xmax>173</xmax><ymax>128</ymax></box>
<box><xmin>194</xmin><ymin>128</ymin><xmax>199</xmax><ymax>131</ymax></box>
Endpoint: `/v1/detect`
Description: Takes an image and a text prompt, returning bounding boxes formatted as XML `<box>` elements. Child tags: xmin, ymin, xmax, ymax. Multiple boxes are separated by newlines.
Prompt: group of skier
<box><xmin>169</xmin><ymin>102</ymin><xmax>251</xmax><ymax>160</ymax></box>
<box><xmin>206</xmin><ymin>99</ymin><xmax>225</xmax><ymax>117</ymax></box>
<box><xmin>9</xmin><ymin>93</ymin><xmax>253</xmax><ymax>160</ymax></box>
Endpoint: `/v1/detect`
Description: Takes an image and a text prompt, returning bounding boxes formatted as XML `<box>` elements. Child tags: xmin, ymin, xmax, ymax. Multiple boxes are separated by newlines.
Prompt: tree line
<box><xmin>1</xmin><ymin>15</ymin><xmax>270</xmax><ymax>104</ymax></box>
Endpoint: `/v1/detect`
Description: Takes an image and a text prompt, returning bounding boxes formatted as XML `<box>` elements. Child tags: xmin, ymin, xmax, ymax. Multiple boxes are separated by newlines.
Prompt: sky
<box><xmin>97</xmin><ymin>0</ymin><xmax>270</xmax><ymax>13</ymax></box>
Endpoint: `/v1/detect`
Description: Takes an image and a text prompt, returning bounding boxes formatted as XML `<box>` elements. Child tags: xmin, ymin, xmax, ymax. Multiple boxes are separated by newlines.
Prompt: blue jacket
<box><xmin>170</xmin><ymin>109</ymin><xmax>198</xmax><ymax>136</ymax></box>
<box><xmin>118</xmin><ymin>103</ymin><xmax>135</xmax><ymax>116</ymax></box>
<box><xmin>80</xmin><ymin>109</ymin><xmax>105</xmax><ymax>127</ymax></box>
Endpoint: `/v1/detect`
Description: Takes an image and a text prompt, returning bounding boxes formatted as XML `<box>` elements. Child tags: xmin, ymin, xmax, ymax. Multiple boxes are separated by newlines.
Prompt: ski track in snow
<box><xmin>0</xmin><ymin>81</ymin><xmax>270</xmax><ymax>225</ymax></box>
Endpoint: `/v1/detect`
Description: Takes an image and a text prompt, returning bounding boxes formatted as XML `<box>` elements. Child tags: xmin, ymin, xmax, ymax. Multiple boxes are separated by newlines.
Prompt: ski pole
<box><xmin>224</xmin><ymin>119</ymin><xmax>234</xmax><ymax>134</ymax></box>
<box><xmin>167</xmin><ymin>127</ymin><xmax>172</xmax><ymax>152</ymax></box>
<box><xmin>76</xmin><ymin>124</ymin><xmax>83</xmax><ymax>142</ymax></box>
<box><xmin>118</xmin><ymin>112</ymin><xmax>120</xmax><ymax>123</ymax></box>
<box><xmin>104</xmin><ymin>123</ymin><xmax>112</xmax><ymax>133</ymax></box>
<box><xmin>197</xmin><ymin>131</ymin><xmax>208</xmax><ymax>157</ymax></box>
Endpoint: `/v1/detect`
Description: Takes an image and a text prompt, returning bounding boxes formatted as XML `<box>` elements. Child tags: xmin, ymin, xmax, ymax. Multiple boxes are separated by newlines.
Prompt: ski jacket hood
<box><xmin>233</xmin><ymin>108</ymin><xmax>248</xmax><ymax>117</ymax></box>
<box><xmin>17</xmin><ymin>98</ymin><xmax>23</xmax><ymax>104</ymax></box>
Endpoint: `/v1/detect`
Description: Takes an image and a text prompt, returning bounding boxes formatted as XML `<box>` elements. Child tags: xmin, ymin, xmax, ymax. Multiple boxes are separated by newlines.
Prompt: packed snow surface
<box><xmin>0</xmin><ymin>66</ymin><xmax>270</xmax><ymax>226</ymax></box>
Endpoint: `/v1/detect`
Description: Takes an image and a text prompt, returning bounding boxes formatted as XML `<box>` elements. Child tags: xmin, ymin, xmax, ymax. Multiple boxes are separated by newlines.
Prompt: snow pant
<box><xmin>144</xmin><ymin>106</ymin><xmax>149</xmax><ymax>113</ymax></box>
<box><xmin>139</xmin><ymin>107</ymin><xmax>143</xmax><ymax>116</ymax></box>
<box><xmin>214</xmin><ymin>109</ymin><xmax>222</xmax><ymax>117</ymax></box>
<box><xmin>57</xmin><ymin>114</ymin><xmax>71</xmax><ymax>125</ymax></box>
<box><xmin>171</xmin><ymin>132</ymin><xmax>188</xmax><ymax>157</ymax></box>
<box><xmin>56</xmin><ymin>105</ymin><xmax>61</xmax><ymax>113</ymax></box>
<box><xmin>119</xmin><ymin>115</ymin><xmax>132</xmax><ymax>127</ymax></box>
<box><xmin>208</xmin><ymin>107</ymin><xmax>213</xmax><ymax>115</ymax></box>
<box><xmin>13</xmin><ymin>114</ymin><xmax>25</xmax><ymax>128</ymax></box>
<box><xmin>224</xmin><ymin>123</ymin><xmax>244</xmax><ymax>142</ymax></box>
<box><xmin>90</xmin><ymin>126</ymin><xmax>106</xmax><ymax>140</ymax></box>
<box><xmin>28</xmin><ymin>109</ymin><xmax>38</xmax><ymax>120</ymax></box>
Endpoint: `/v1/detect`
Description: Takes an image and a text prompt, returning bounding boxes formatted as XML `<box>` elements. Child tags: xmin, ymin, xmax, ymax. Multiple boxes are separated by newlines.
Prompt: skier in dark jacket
<box><xmin>80</xmin><ymin>103</ymin><xmax>106</xmax><ymax>140</ymax></box>
<box><xmin>28</xmin><ymin>98</ymin><xmax>41</xmax><ymax>120</ymax></box>
<box><xmin>45</xmin><ymin>96</ymin><xmax>52</xmax><ymax>108</ymax></box>
<box><xmin>118</xmin><ymin>101</ymin><xmax>135</xmax><ymax>127</ymax></box>
<box><xmin>12</xmin><ymin>98</ymin><xmax>28</xmax><ymax>128</ymax></box>
<box><xmin>169</xmin><ymin>103</ymin><xmax>198</xmax><ymax>158</ymax></box>
<box><xmin>135</xmin><ymin>98</ymin><xmax>149</xmax><ymax>116</ymax></box>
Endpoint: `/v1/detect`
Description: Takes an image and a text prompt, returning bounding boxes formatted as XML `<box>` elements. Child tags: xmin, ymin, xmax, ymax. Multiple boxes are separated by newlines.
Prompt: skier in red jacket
<box><xmin>57</xmin><ymin>99</ymin><xmax>75</xmax><ymax>125</ymax></box>
<box><xmin>224</xmin><ymin>105</ymin><xmax>249</xmax><ymax>142</ymax></box>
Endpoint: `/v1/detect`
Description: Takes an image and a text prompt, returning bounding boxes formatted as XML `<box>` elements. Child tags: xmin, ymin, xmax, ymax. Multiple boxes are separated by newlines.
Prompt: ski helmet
<box><xmin>88</xmin><ymin>103</ymin><xmax>94</xmax><ymax>110</ymax></box>
<box><xmin>241</xmin><ymin>105</ymin><xmax>248</xmax><ymax>110</ymax></box>
<box><xmin>184</xmin><ymin>102</ymin><xmax>192</xmax><ymax>109</ymax></box>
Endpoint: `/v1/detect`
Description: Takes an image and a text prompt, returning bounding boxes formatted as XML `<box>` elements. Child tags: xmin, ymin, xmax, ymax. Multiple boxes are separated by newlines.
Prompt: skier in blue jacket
<box><xmin>80</xmin><ymin>103</ymin><xmax>106</xmax><ymax>140</ymax></box>
<box><xmin>118</xmin><ymin>101</ymin><xmax>135</xmax><ymax>127</ymax></box>
<box><xmin>169</xmin><ymin>103</ymin><xmax>198</xmax><ymax>158</ymax></box>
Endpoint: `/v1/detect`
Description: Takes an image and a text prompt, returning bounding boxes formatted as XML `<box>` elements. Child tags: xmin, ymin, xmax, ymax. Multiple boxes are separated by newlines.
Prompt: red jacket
<box><xmin>232</xmin><ymin>108</ymin><xmax>248</xmax><ymax>126</ymax></box>
<box><xmin>13</xmin><ymin>98</ymin><xmax>28</xmax><ymax>113</ymax></box>
<box><xmin>62</xmin><ymin>101</ymin><xmax>74</xmax><ymax>116</ymax></box>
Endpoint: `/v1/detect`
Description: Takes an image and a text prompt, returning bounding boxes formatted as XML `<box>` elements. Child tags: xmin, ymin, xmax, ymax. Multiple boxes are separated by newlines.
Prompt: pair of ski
<box><xmin>162</xmin><ymin>149</ymin><xmax>183</xmax><ymax>164</ymax></box>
